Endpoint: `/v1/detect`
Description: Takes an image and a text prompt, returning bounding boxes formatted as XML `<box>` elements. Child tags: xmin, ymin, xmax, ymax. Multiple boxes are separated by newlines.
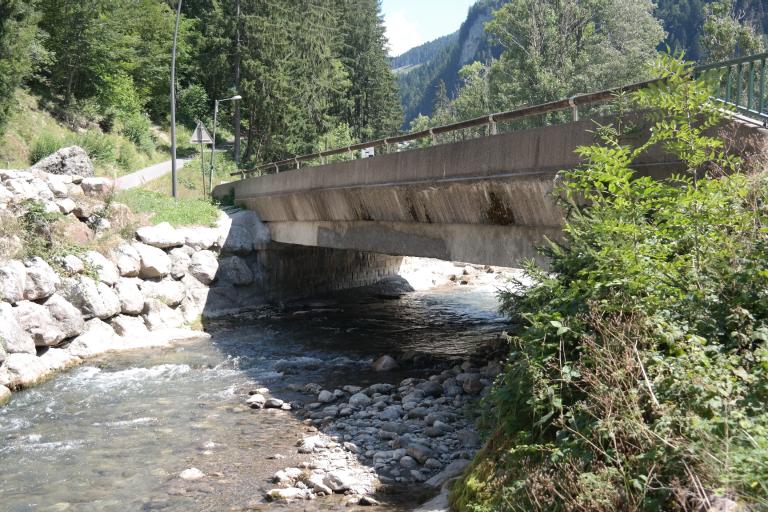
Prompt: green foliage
<box><xmin>455</xmin><ymin>55</ymin><xmax>768</xmax><ymax>511</ymax></box>
<box><xmin>177</xmin><ymin>84</ymin><xmax>210</xmax><ymax>128</ymax></box>
<box><xmin>72</xmin><ymin>130</ymin><xmax>116</xmax><ymax>164</ymax></box>
<box><xmin>114</xmin><ymin>189</ymin><xmax>219</xmax><ymax>227</ymax></box>
<box><xmin>118</xmin><ymin>113</ymin><xmax>154</xmax><ymax>156</ymax></box>
<box><xmin>700</xmin><ymin>0</ymin><xmax>766</xmax><ymax>62</ymax></box>
<box><xmin>0</xmin><ymin>0</ymin><xmax>39</xmax><ymax>133</ymax></box>
<box><xmin>487</xmin><ymin>0</ymin><xmax>665</xmax><ymax>112</ymax></box>
<box><xmin>29</xmin><ymin>132</ymin><xmax>61</xmax><ymax>164</ymax></box>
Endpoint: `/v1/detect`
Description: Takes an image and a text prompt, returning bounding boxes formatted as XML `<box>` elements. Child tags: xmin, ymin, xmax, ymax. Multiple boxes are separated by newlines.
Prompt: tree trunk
<box><xmin>233</xmin><ymin>0</ymin><xmax>242</xmax><ymax>163</ymax></box>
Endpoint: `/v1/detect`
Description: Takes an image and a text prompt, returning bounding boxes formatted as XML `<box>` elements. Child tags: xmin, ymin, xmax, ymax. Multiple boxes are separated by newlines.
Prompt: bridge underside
<box><xmin>214</xmin><ymin>117</ymin><xmax>762</xmax><ymax>268</ymax></box>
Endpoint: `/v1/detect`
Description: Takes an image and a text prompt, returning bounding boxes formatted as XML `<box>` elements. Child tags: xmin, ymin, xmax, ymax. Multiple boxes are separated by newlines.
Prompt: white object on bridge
<box><xmin>360</xmin><ymin>147</ymin><xmax>375</xmax><ymax>159</ymax></box>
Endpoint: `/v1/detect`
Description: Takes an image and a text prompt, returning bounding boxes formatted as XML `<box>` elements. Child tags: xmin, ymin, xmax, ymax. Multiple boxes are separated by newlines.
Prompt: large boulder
<box><xmin>143</xmin><ymin>299</ymin><xmax>184</xmax><ymax>330</ymax></box>
<box><xmin>140</xmin><ymin>279</ymin><xmax>185</xmax><ymax>308</ymax></box>
<box><xmin>188</xmin><ymin>250</ymin><xmax>218</xmax><ymax>285</ymax></box>
<box><xmin>112</xmin><ymin>244</ymin><xmax>141</xmax><ymax>277</ymax></box>
<box><xmin>133</xmin><ymin>242</ymin><xmax>171</xmax><ymax>279</ymax></box>
<box><xmin>177</xmin><ymin>227</ymin><xmax>221</xmax><ymax>251</ymax></box>
<box><xmin>80</xmin><ymin>177</ymin><xmax>113</xmax><ymax>198</ymax></box>
<box><xmin>32</xmin><ymin>146</ymin><xmax>94</xmax><ymax>177</ymax></box>
<box><xmin>168</xmin><ymin>248</ymin><xmax>191</xmax><ymax>279</ymax></box>
<box><xmin>136</xmin><ymin>222</ymin><xmax>184</xmax><ymax>249</ymax></box>
<box><xmin>83</xmin><ymin>251</ymin><xmax>119</xmax><ymax>285</ymax></box>
<box><xmin>53</xmin><ymin>214</ymin><xmax>94</xmax><ymax>245</ymax></box>
<box><xmin>15</xmin><ymin>300</ymin><xmax>67</xmax><ymax>347</ymax></box>
<box><xmin>60</xmin><ymin>276</ymin><xmax>120</xmax><ymax>320</ymax></box>
<box><xmin>0</xmin><ymin>260</ymin><xmax>26</xmax><ymax>304</ymax></box>
<box><xmin>220</xmin><ymin>210</ymin><xmax>271</xmax><ymax>255</ymax></box>
<box><xmin>23</xmin><ymin>257</ymin><xmax>60</xmax><ymax>301</ymax></box>
<box><xmin>44</xmin><ymin>293</ymin><xmax>85</xmax><ymax>339</ymax></box>
<box><xmin>66</xmin><ymin>318</ymin><xmax>118</xmax><ymax>358</ymax></box>
<box><xmin>115</xmin><ymin>278</ymin><xmax>144</xmax><ymax>315</ymax></box>
<box><xmin>217</xmin><ymin>256</ymin><xmax>253</xmax><ymax>286</ymax></box>
<box><xmin>110</xmin><ymin>314</ymin><xmax>150</xmax><ymax>338</ymax></box>
<box><xmin>0</xmin><ymin>302</ymin><xmax>35</xmax><ymax>354</ymax></box>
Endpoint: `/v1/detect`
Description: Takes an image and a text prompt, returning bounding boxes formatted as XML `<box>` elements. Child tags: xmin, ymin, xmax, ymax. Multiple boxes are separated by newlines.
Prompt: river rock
<box><xmin>110</xmin><ymin>315</ymin><xmax>149</xmax><ymax>337</ymax></box>
<box><xmin>55</xmin><ymin>214</ymin><xmax>94</xmax><ymax>244</ymax></box>
<box><xmin>179</xmin><ymin>468</ymin><xmax>205</xmax><ymax>481</ymax></box>
<box><xmin>418</xmin><ymin>380</ymin><xmax>444</xmax><ymax>398</ymax></box>
<box><xmin>136</xmin><ymin>222</ymin><xmax>184</xmax><ymax>249</ymax></box>
<box><xmin>66</xmin><ymin>318</ymin><xmax>118</xmax><ymax>358</ymax></box>
<box><xmin>61</xmin><ymin>277</ymin><xmax>120</xmax><ymax>320</ymax></box>
<box><xmin>188</xmin><ymin>250</ymin><xmax>218</xmax><ymax>285</ymax></box>
<box><xmin>112</xmin><ymin>244</ymin><xmax>141</xmax><ymax>277</ymax></box>
<box><xmin>168</xmin><ymin>248</ymin><xmax>191</xmax><ymax>279</ymax></box>
<box><xmin>273</xmin><ymin>467</ymin><xmax>303</xmax><ymax>485</ymax></box>
<box><xmin>405</xmin><ymin>442</ymin><xmax>434</xmax><ymax>465</ymax></box>
<box><xmin>246</xmin><ymin>393</ymin><xmax>266</xmax><ymax>409</ymax></box>
<box><xmin>31</xmin><ymin>146</ymin><xmax>94</xmax><ymax>177</ymax></box>
<box><xmin>143</xmin><ymin>299</ymin><xmax>184</xmax><ymax>330</ymax></box>
<box><xmin>23</xmin><ymin>257</ymin><xmax>60</xmax><ymax>301</ymax></box>
<box><xmin>133</xmin><ymin>242</ymin><xmax>171</xmax><ymax>279</ymax></box>
<box><xmin>14</xmin><ymin>301</ymin><xmax>66</xmax><ymax>347</ymax></box>
<box><xmin>217</xmin><ymin>256</ymin><xmax>253</xmax><ymax>286</ymax></box>
<box><xmin>267</xmin><ymin>487</ymin><xmax>308</xmax><ymax>502</ymax></box>
<box><xmin>317</xmin><ymin>390</ymin><xmax>335</xmax><ymax>403</ymax></box>
<box><xmin>349</xmin><ymin>392</ymin><xmax>372</xmax><ymax>408</ymax></box>
<box><xmin>461</xmin><ymin>374</ymin><xmax>484</xmax><ymax>395</ymax></box>
<box><xmin>140</xmin><ymin>279</ymin><xmax>185</xmax><ymax>308</ymax></box>
<box><xmin>425</xmin><ymin>459</ymin><xmax>471</xmax><ymax>488</ymax></box>
<box><xmin>84</xmin><ymin>251</ymin><xmax>119</xmax><ymax>285</ymax></box>
<box><xmin>0</xmin><ymin>260</ymin><xmax>26</xmax><ymax>304</ymax></box>
<box><xmin>372</xmin><ymin>355</ymin><xmax>398</xmax><ymax>372</ymax></box>
<box><xmin>115</xmin><ymin>278</ymin><xmax>144</xmax><ymax>315</ymax></box>
<box><xmin>1</xmin><ymin>353</ymin><xmax>48</xmax><ymax>388</ymax></box>
<box><xmin>264</xmin><ymin>397</ymin><xmax>285</xmax><ymax>409</ymax></box>
<box><xmin>323</xmin><ymin>470</ymin><xmax>357</xmax><ymax>493</ymax></box>
<box><xmin>80</xmin><ymin>177</ymin><xmax>113</xmax><ymax>198</ymax></box>
<box><xmin>0</xmin><ymin>302</ymin><xmax>35</xmax><ymax>354</ymax></box>
<box><xmin>0</xmin><ymin>385</ymin><xmax>10</xmax><ymax>405</ymax></box>
<box><xmin>44</xmin><ymin>293</ymin><xmax>85</xmax><ymax>339</ymax></box>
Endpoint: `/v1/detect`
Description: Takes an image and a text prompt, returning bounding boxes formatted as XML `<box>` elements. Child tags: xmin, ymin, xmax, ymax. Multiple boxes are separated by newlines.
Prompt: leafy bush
<box><xmin>114</xmin><ymin>189</ymin><xmax>219</xmax><ymax>227</ymax></box>
<box><xmin>453</xmin><ymin>55</ymin><xmax>768</xmax><ymax>511</ymax></box>
<box><xmin>116</xmin><ymin>142</ymin><xmax>139</xmax><ymax>172</ymax></box>
<box><xmin>178</xmin><ymin>84</ymin><xmax>210</xmax><ymax>128</ymax></box>
<box><xmin>70</xmin><ymin>130</ymin><xmax>116</xmax><ymax>164</ymax></box>
<box><xmin>29</xmin><ymin>132</ymin><xmax>62</xmax><ymax>164</ymax></box>
<box><xmin>120</xmin><ymin>113</ymin><xmax>155</xmax><ymax>155</ymax></box>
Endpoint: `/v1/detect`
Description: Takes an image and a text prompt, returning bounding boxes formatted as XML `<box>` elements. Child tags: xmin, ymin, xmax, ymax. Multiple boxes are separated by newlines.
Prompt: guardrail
<box><xmin>233</xmin><ymin>53</ymin><xmax>768</xmax><ymax>178</ymax></box>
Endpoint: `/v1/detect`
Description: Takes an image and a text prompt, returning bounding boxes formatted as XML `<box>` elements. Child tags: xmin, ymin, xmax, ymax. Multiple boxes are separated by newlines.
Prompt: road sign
<box><xmin>190</xmin><ymin>120</ymin><xmax>213</xmax><ymax>145</ymax></box>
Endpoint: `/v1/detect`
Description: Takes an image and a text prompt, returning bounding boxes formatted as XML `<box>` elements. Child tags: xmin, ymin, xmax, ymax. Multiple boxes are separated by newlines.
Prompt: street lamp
<box><xmin>210</xmin><ymin>94</ymin><xmax>242</xmax><ymax>195</ymax></box>
<box><xmin>170</xmin><ymin>0</ymin><xmax>183</xmax><ymax>199</ymax></box>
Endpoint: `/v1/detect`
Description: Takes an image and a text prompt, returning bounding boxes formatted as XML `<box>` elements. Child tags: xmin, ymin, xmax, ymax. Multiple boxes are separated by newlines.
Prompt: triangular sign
<box><xmin>190</xmin><ymin>120</ymin><xmax>213</xmax><ymax>144</ymax></box>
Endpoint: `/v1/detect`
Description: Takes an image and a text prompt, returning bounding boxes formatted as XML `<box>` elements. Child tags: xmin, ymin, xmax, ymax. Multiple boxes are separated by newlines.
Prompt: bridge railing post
<box><xmin>569</xmin><ymin>96</ymin><xmax>579</xmax><ymax>122</ymax></box>
<box><xmin>488</xmin><ymin>115</ymin><xmax>497</xmax><ymax>136</ymax></box>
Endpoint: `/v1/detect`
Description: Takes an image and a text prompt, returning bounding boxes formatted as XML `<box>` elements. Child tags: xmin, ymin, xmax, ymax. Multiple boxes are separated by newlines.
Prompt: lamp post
<box><xmin>210</xmin><ymin>94</ymin><xmax>242</xmax><ymax>195</ymax></box>
<box><xmin>170</xmin><ymin>0</ymin><xmax>183</xmax><ymax>199</ymax></box>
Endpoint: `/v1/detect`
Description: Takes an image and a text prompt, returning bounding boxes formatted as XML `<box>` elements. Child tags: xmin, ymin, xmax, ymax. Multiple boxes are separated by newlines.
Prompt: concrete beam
<box><xmin>267</xmin><ymin>221</ymin><xmax>562</xmax><ymax>268</ymax></box>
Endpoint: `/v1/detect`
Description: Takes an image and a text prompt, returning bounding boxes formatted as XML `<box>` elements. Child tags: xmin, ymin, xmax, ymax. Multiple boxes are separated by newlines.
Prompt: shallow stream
<box><xmin>0</xmin><ymin>274</ymin><xmax>509</xmax><ymax>511</ymax></box>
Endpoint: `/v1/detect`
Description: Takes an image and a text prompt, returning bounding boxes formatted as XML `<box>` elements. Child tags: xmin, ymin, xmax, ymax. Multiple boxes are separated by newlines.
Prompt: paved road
<box><xmin>114</xmin><ymin>158</ymin><xmax>191</xmax><ymax>190</ymax></box>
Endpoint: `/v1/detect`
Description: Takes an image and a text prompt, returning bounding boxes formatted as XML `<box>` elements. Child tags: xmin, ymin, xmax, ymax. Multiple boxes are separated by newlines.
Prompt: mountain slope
<box><xmin>394</xmin><ymin>0</ymin><xmax>506</xmax><ymax>125</ymax></box>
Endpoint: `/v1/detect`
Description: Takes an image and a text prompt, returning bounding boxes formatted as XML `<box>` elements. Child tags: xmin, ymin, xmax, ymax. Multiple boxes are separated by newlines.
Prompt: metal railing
<box><xmin>696</xmin><ymin>52</ymin><xmax>768</xmax><ymax>122</ymax></box>
<box><xmin>233</xmin><ymin>53</ymin><xmax>768</xmax><ymax>179</ymax></box>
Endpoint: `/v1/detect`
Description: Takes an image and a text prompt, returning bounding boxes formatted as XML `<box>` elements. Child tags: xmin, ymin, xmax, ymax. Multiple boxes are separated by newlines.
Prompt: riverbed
<box><xmin>0</xmin><ymin>272</ymin><xmax>511</xmax><ymax>511</ymax></box>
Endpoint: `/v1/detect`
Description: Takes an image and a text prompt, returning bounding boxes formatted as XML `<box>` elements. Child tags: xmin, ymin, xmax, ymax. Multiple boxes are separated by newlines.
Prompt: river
<box><xmin>0</xmin><ymin>272</ymin><xmax>510</xmax><ymax>511</ymax></box>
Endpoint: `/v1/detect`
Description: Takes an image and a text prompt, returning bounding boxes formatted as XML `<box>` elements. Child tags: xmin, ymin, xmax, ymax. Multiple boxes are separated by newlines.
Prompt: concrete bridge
<box><xmin>212</xmin><ymin>118</ymin><xmax>694</xmax><ymax>268</ymax></box>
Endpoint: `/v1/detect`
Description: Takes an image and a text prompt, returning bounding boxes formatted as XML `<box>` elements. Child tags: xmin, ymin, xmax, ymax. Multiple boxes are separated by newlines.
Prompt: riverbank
<box><xmin>0</xmin><ymin>269</ymin><xmax>513</xmax><ymax>511</ymax></box>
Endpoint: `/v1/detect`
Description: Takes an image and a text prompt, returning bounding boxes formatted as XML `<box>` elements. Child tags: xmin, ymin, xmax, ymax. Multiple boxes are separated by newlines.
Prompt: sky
<box><xmin>381</xmin><ymin>0</ymin><xmax>478</xmax><ymax>57</ymax></box>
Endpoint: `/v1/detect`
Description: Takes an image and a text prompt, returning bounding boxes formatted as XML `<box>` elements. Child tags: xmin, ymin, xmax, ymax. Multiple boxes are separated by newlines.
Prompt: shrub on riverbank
<box><xmin>452</xmin><ymin>56</ymin><xmax>768</xmax><ymax>511</ymax></box>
